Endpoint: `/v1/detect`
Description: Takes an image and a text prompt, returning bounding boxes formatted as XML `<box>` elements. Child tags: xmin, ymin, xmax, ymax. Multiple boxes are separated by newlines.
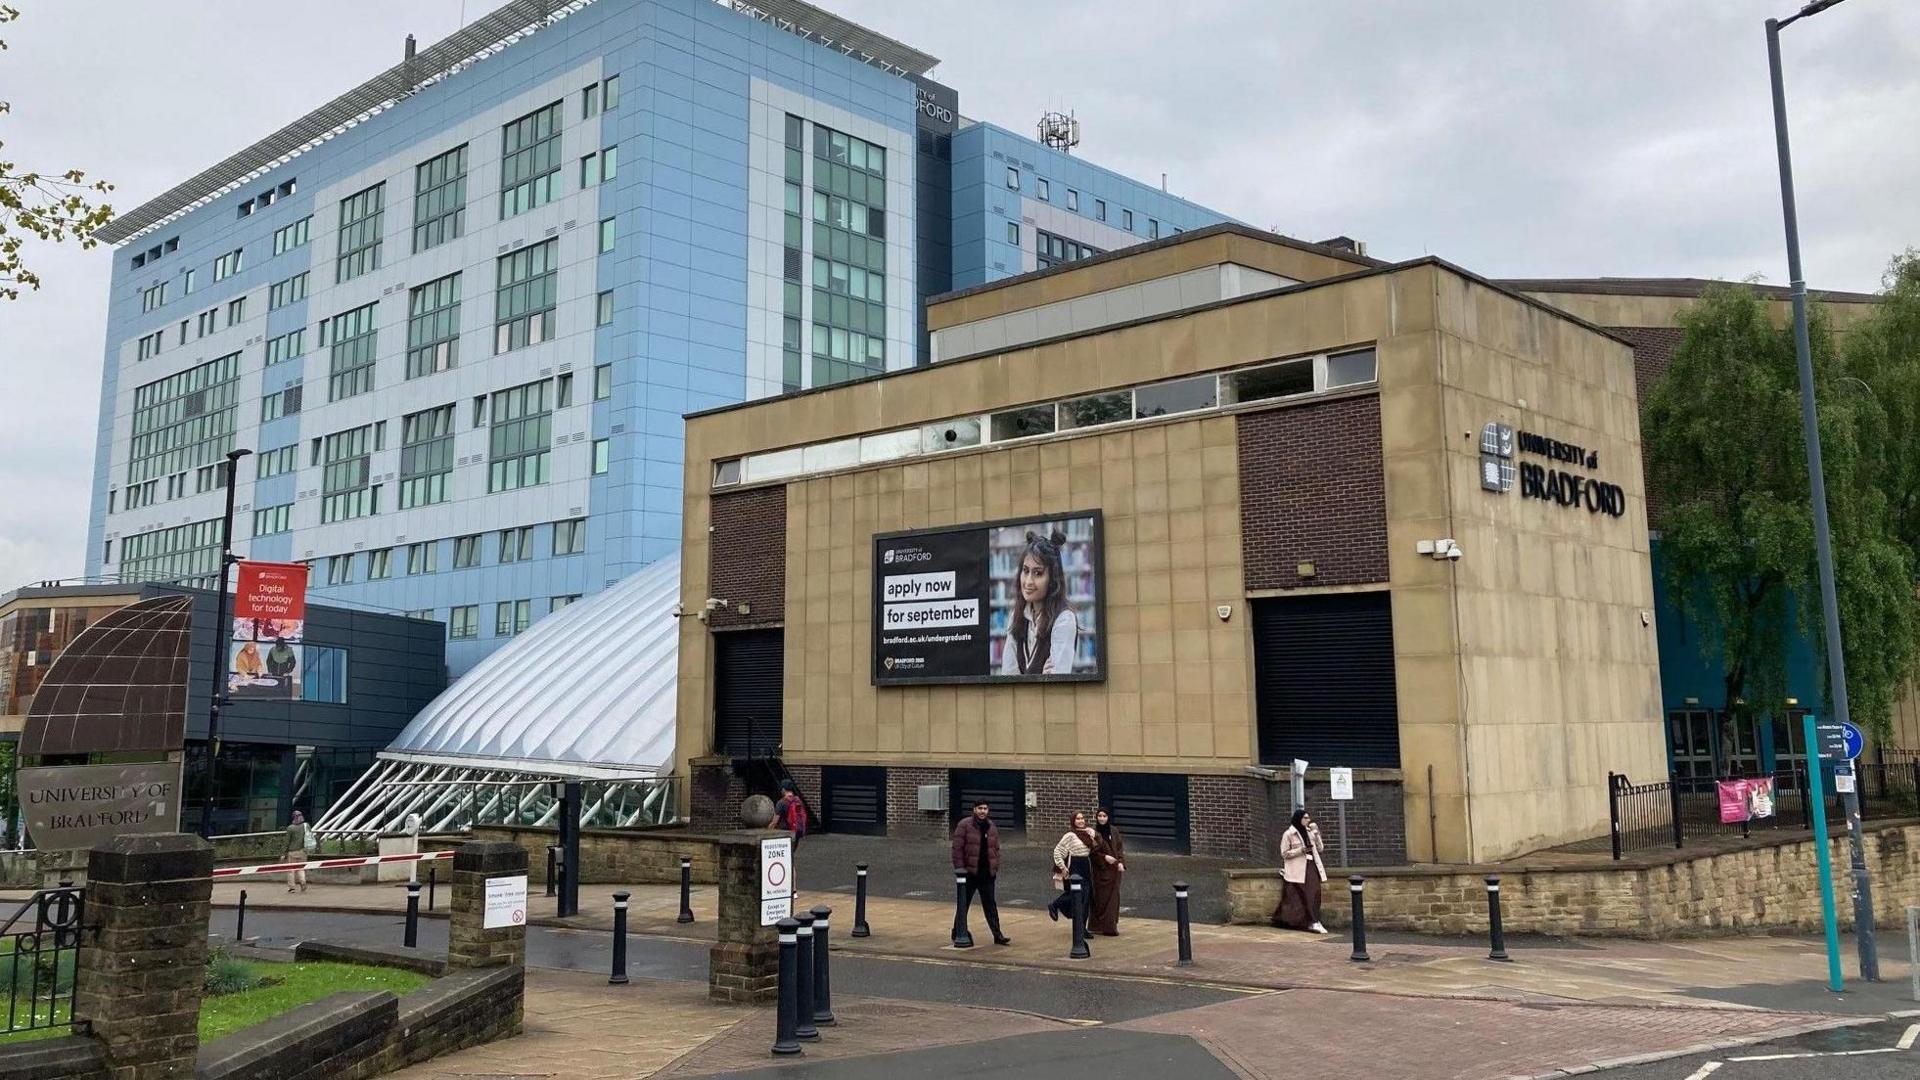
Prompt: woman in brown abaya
<box><xmin>1269</xmin><ymin>808</ymin><xmax>1329</xmax><ymax>933</ymax></box>
<box><xmin>1089</xmin><ymin>807</ymin><xmax>1127</xmax><ymax>936</ymax></box>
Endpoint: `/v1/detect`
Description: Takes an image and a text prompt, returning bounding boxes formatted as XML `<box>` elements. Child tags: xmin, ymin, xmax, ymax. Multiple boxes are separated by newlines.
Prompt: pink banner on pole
<box><xmin>1718</xmin><ymin>777</ymin><xmax>1777</xmax><ymax>823</ymax></box>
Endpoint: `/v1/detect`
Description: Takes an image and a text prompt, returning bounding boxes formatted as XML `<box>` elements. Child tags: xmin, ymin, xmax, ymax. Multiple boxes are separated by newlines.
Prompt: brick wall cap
<box><xmin>454</xmin><ymin>841</ymin><xmax>530</xmax><ymax>874</ymax></box>
<box><xmin>87</xmin><ymin>831</ymin><xmax>214</xmax><ymax>884</ymax></box>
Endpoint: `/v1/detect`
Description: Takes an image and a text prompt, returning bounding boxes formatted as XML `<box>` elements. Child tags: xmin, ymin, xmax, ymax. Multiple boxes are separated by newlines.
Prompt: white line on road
<box><xmin>1899</xmin><ymin>1024</ymin><xmax>1919</xmax><ymax>1051</ymax></box>
<box><xmin>1680</xmin><ymin>1061</ymin><xmax>1721</xmax><ymax>1080</ymax></box>
<box><xmin>1731</xmin><ymin>1048</ymin><xmax>1897</xmax><ymax>1061</ymax></box>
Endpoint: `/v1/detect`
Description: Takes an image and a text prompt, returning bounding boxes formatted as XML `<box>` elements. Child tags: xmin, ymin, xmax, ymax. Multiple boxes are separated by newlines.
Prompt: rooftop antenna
<box><xmin>1037</xmin><ymin>111</ymin><xmax>1080</xmax><ymax>154</ymax></box>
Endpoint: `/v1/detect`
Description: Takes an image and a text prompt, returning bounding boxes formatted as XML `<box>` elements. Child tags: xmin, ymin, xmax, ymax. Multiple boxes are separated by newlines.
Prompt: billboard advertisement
<box><xmin>873</xmin><ymin>511</ymin><xmax>1102</xmax><ymax>685</ymax></box>
<box><xmin>230</xmin><ymin>561</ymin><xmax>308</xmax><ymax>700</ymax></box>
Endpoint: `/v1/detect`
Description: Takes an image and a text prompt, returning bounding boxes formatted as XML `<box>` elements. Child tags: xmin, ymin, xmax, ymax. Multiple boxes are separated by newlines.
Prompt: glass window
<box><xmin>1006</xmin><ymin>221</ymin><xmax>1019</xmax><ymax>245</ymax></box>
<box><xmin>1222</xmin><ymin>358</ymin><xmax>1313</xmax><ymax>405</ymax></box>
<box><xmin>367</xmin><ymin>548</ymin><xmax>393</xmax><ymax>580</ymax></box>
<box><xmin>495</xmin><ymin>599</ymin><xmax>532</xmax><ymax>636</ymax></box>
<box><xmin>603</xmin><ymin>74</ymin><xmax>620</xmax><ymax>109</ymax></box>
<box><xmin>320</xmin><ymin>301</ymin><xmax>378</xmax><ymax>401</ymax></box>
<box><xmin>399</xmin><ymin>404</ymin><xmax>455</xmax><ymax>509</ymax></box>
<box><xmin>335</xmin><ymin>182</ymin><xmax>385</xmax><ymax>283</ymax></box>
<box><xmin>412</xmin><ymin>144</ymin><xmax>468</xmax><ymax>252</ymax></box>
<box><xmin>326</xmin><ymin>555</ymin><xmax>353</xmax><ymax>585</ymax></box>
<box><xmin>598</xmin><ymin>217</ymin><xmax>615</xmax><ymax>253</ymax></box>
<box><xmin>499</xmin><ymin>526</ymin><xmax>534</xmax><ymax>563</ymax></box>
<box><xmin>1327</xmin><ymin>347</ymin><xmax>1379</xmax><ymax>388</ymax></box>
<box><xmin>213</xmin><ymin>248</ymin><xmax>244</xmax><ymax>281</ymax></box>
<box><xmin>1006</xmin><ymin>166</ymin><xmax>1019</xmax><ymax>189</ymax></box>
<box><xmin>319</xmin><ymin>425</ymin><xmax>378</xmax><ymax>524</ymax></box>
<box><xmin>500</xmin><ymin>101</ymin><xmax>564</xmax><ymax>219</ymax></box>
<box><xmin>1122</xmin><ymin>209</ymin><xmax>1133</xmax><ymax>231</ymax></box>
<box><xmin>407</xmin><ymin>273</ymin><xmax>462</xmax><ymax>378</ymax></box>
<box><xmin>594</xmin><ymin>364</ymin><xmax>612</xmax><ymax>400</ymax></box>
<box><xmin>923</xmin><ymin>418</ymin><xmax>982</xmax><ymax>453</ymax></box>
<box><xmin>582</xmin><ymin>82</ymin><xmax>600</xmax><ymax>119</ymax></box>
<box><xmin>495</xmin><ymin>240</ymin><xmax>557</xmax><ymax>353</ymax></box>
<box><xmin>742</xmin><ymin>447</ymin><xmax>802</xmax><ymax>483</ymax></box>
<box><xmin>801</xmin><ymin>438</ymin><xmax>859</xmax><ymax>472</ymax></box>
<box><xmin>1037</xmin><ymin>178</ymin><xmax>1049</xmax><ymax>201</ymax></box>
<box><xmin>1094</xmin><ymin>199</ymin><xmax>1106</xmax><ymax>222</ymax></box>
<box><xmin>858</xmin><ymin>429</ymin><xmax>922</xmax><ymax>464</ymax></box>
<box><xmin>453</xmin><ymin>534</ymin><xmax>481</xmax><ymax>568</ymax></box>
<box><xmin>551</xmin><ymin>595</ymin><xmax>582</xmax><ymax>613</ymax></box>
<box><xmin>300</xmin><ymin>646</ymin><xmax>348</xmax><ymax>704</ymax></box>
<box><xmin>592</xmin><ymin>439</ymin><xmax>610</xmax><ymax>475</ymax></box>
<box><xmin>1148</xmin><ymin>219</ymin><xmax>1160</xmax><ymax>239</ymax></box>
<box><xmin>553</xmin><ymin>518</ymin><xmax>586</xmax><ymax>555</ymax></box>
<box><xmin>597</xmin><ymin>290</ymin><xmax>614</xmax><ymax>326</ymax></box>
<box><xmin>487</xmin><ymin>379</ymin><xmax>553</xmax><ymax>492</ymax></box>
<box><xmin>990</xmin><ymin>405</ymin><xmax>1056</xmax><ymax>441</ymax></box>
<box><xmin>408</xmin><ymin>542</ymin><xmax>438</xmax><ymax>575</ymax></box>
<box><xmin>1134</xmin><ymin>375</ymin><xmax>1216</xmax><ymax>419</ymax></box>
<box><xmin>713</xmin><ymin>458</ymin><xmax>742</xmax><ymax>486</ymax></box>
<box><xmin>1066</xmin><ymin>189</ymin><xmax>1079</xmax><ymax>211</ymax></box>
<box><xmin>448</xmin><ymin>605</ymin><xmax>478</xmax><ymax>639</ymax></box>
<box><xmin>1059</xmin><ymin>391</ymin><xmax>1133</xmax><ymax>429</ymax></box>
<box><xmin>268</xmin><ymin>272</ymin><xmax>307</xmax><ymax>310</ymax></box>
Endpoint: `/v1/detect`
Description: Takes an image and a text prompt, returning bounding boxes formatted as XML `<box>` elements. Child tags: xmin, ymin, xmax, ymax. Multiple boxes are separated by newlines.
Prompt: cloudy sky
<box><xmin>1</xmin><ymin>0</ymin><xmax>1915</xmax><ymax>588</ymax></box>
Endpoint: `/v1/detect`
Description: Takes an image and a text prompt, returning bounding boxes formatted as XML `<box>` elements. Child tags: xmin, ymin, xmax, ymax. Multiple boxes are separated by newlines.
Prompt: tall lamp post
<box><xmin>1766</xmin><ymin>0</ymin><xmax>1877</xmax><ymax>981</ymax></box>
<box><xmin>197</xmin><ymin>447</ymin><xmax>253</xmax><ymax>838</ymax></box>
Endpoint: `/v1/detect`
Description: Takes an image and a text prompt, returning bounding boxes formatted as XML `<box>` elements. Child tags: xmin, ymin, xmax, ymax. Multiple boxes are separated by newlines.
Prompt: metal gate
<box><xmin>1251</xmin><ymin>591</ymin><xmax>1399</xmax><ymax>768</ymax></box>
<box><xmin>1</xmin><ymin>883</ymin><xmax>84</xmax><ymax>1035</ymax></box>
<box><xmin>820</xmin><ymin>766</ymin><xmax>886</xmax><ymax>835</ymax></box>
<box><xmin>713</xmin><ymin>629</ymin><xmax>783</xmax><ymax>758</ymax></box>
<box><xmin>949</xmin><ymin>769</ymin><xmax>1025</xmax><ymax>831</ymax></box>
<box><xmin>1098</xmin><ymin>772</ymin><xmax>1189</xmax><ymax>853</ymax></box>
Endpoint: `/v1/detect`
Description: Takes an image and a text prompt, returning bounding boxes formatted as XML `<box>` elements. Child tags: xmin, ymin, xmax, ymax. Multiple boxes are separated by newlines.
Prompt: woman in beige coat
<box><xmin>1269</xmin><ymin>808</ymin><xmax>1328</xmax><ymax>933</ymax></box>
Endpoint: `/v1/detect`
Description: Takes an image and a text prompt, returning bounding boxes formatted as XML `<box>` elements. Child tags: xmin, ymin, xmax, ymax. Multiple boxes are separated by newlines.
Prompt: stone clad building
<box><xmin>675</xmin><ymin>224</ymin><xmax>1668</xmax><ymax>864</ymax></box>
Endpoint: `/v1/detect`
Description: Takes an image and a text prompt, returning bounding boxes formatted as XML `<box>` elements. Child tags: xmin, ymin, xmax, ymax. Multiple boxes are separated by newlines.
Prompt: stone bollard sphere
<box><xmin>741</xmin><ymin>795</ymin><xmax>777</xmax><ymax>828</ymax></box>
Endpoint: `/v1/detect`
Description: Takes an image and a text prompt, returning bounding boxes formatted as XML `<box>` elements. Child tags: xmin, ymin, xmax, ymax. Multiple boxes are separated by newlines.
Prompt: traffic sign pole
<box><xmin>1804</xmin><ymin>713</ymin><xmax>1844</xmax><ymax>993</ymax></box>
<box><xmin>1815</xmin><ymin>718</ymin><xmax>1880</xmax><ymax>982</ymax></box>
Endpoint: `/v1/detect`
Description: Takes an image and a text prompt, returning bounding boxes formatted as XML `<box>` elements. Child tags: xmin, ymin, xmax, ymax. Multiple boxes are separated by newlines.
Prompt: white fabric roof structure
<box><xmin>383</xmin><ymin>553</ymin><xmax>682</xmax><ymax>778</ymax></box>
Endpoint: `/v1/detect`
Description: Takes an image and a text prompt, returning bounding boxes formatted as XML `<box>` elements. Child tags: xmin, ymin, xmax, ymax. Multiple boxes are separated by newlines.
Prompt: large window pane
<box><xmin>1134</xmin><ymin>375</ymin><xmax>1217</xmax><ymax>419</ymax></box>
<box><xmin>1223</xmin><ymin>359</ymin><xmax>1313</xmax><ymax>405</ymax></box>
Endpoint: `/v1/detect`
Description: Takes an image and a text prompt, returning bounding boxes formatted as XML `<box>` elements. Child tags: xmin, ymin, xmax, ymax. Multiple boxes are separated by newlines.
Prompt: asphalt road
<box><xmin>224</xmin><ymin>908</ymin><xmax>1250</xmax><ymax>1025</ymax></box>
<box><xmin>1596</xmin><ymin>1018</ymin><xmax>1920</xmax><ymax>1079</ymax></box>
<box><xmin>700</xmin><ymin>1028</ymin><xmax>1239</xmax><ymax>1080</ymax></box>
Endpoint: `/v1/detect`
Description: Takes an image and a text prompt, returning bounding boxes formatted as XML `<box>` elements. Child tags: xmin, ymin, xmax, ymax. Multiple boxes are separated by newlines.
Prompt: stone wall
<box><xmin>469</xmin><ymin>825</ymin><xmax>723</xmax><ymax>886</ymax></box>
<box><xmin>1225</xmin><ymin>820</ymin><xmax>1920</xmax><ymax>938</ymax></box>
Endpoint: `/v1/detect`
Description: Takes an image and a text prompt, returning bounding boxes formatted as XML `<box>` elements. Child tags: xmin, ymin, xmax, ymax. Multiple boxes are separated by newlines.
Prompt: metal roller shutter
<box><xmin>821</xmin><ymin>766</ymin><xmax>886</xmax><ymax>835</ymax></box>
<box><xmin>1252</xmin><ymin>592</ymin><xmax>1399</xmax><ymax>769</ymax></box>
<box><xmin>1098</xmin><ymin>772</ymin><xmax>1190</xmax><ymax>853</ymax></box>
<box><xmin>713</xmin><ymin>629</ymin><xmax>784</xmax><ymax>758</ymax></box>
<box><xmin>950</xmin><ymin>769</ymin><xmax>1025</xmax><ymax>831</ymax></box>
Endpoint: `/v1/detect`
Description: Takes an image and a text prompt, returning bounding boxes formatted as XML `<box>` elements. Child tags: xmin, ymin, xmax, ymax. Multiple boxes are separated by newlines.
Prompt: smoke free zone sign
<box><xmin>872</xmin><ymin>529</ymin><xmax>991</xmax><ymax>682</ymax></box>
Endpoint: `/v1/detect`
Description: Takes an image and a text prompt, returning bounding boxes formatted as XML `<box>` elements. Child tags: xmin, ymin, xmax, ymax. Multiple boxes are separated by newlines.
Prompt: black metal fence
<box><xmin>1607</xmin><ymin>760</ymin><xmax>1920</xmax><ymax>859</ymax></box>
<box><xmin>0</xmin><ymin>882</ymin><xmax>84</xmax><ymax>1035</ymax></box>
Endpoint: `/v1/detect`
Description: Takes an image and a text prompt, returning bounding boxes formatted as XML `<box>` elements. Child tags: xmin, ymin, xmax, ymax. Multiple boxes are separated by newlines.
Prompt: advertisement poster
<box><xmin>229</xmin><ymin>561</ymin><xmax>308</xmax><ymax>700</ymax></box>
<box><xmin>1716</xmin><ymin>777</ymin><xmax>1776</xmax><ymax>823</ymax></box>
<box><xmin>873</xmin><ymin>512</ymin><xmax>1102</xmax><ymax>685</ymax></box>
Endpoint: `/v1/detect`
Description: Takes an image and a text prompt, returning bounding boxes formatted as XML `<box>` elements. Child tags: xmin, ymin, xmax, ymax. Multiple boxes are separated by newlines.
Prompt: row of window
<box><xmin>296</xmin><ymin>518</ymin><xmax>588</xmax><ymax>593</ymax></box>
<box><xmin>444</xmin><ymin>596</ymin><xmax>579</xmax><ymax>640</ymax></box>
<box><xmin>1006</xmin><ymin>165</ymin><xmax>1168</xmax><ymax>240</ymax></box>
<box><xmin>714</xmin><ymin>347</ymin><xmax>1381</xmax><ymax>487</ymax></box>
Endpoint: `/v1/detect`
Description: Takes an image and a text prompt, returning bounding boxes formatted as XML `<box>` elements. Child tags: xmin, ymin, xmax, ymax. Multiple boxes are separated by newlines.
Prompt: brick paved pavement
<box><xmin>656</xmin><ymin>997</ymin><xmax>1079</xmax><ymax>1076</ymax></box>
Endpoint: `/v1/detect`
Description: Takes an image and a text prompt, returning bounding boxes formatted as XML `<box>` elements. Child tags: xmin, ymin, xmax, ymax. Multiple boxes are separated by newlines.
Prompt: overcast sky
<box><xmin>1</xmin><ymin>0</ymin><xmax>1914</xmax><ymax>589</ymax></box>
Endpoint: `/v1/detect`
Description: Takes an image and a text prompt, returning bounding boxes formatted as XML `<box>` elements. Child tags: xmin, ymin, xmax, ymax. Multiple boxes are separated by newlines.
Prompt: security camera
<box><xmin>1445</xmin><ymin>545</ymin><xmax>1463</xmax><ymax>561</ymax></box>
<box><xmin>704</xmin><ymin>597</ymin><xmax>726</xmax><ymax>611</ymax></box>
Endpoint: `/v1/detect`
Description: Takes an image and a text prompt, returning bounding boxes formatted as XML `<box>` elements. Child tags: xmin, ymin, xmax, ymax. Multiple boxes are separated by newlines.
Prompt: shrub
<box><xmin>204</xmin><ymin>949</ymin><xmax>263</xmax><ymax>997</ymax></box>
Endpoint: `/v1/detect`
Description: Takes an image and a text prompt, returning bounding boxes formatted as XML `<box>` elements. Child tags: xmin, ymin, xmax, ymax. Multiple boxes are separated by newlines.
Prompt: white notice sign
<box><xmin>484</xmin><ymin>874</ymin><xmax>528</xmax><ymax>929</ymax></box>
<box><xmin>1833</xmin><ymin>770</ymin><xmax>1857</xmax><ymax>794</ymax></box>
<box><xmin>1329</xmin><ymin>767</ymin><xmax>1355</xmax><ymax>801</ymax></box>
<box><xmin>760</xmin><ymin>835</ymin><xmax>793</xmax><ymax>927</ymax></box>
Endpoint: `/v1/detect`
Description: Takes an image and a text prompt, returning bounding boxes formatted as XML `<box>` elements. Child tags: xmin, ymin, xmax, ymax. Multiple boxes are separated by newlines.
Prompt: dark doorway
<box><xmin>1251</xmin><ymin>591</ymin><xmax>1399</xmax><ymax>769</ymax></box>
<box><xmin>820</xmin><ymin>765</ymin><xmax>886</xmax><ymax>835</ymax></box>
<box><xmin>713</xmin><ymin>629</ymin><xmax>783</xmax><ymax>758</ymax></box>
<box><xmin>949</xmin><ymin>768</ymin><xmax>1025</xmax><ymax>832</ymax></box>
<box><xmin>1098</xmin><ymin>772</ymin><xmax>1189</xmax><ymax>853</ymax></box>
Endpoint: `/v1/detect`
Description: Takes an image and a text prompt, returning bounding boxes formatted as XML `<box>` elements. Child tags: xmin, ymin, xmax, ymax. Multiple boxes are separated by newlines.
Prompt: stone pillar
<box><xmin>73</xmin><ymin>833</ymin><xmax>213</xmax><ymax>1080</ymax></box>
<box><xmin>709</xmin><ymin>829</ymin><xmax>784</xmax><ymax>1004</ymax></box>
<box><xmin>449</xmin><ymin>841</ymin><xmax>529</xmax><ymax>972</ymax></box>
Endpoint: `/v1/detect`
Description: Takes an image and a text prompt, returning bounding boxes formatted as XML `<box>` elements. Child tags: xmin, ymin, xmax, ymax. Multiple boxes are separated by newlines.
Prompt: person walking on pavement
<box><xmin>1270</xmin><ymin>808</ymin><xmax>1328</xmax><ymax>933</ymax></box>
<box><xmin>774</xmin><ymin>780</ymin><xmax>808</xmax><ymax>847</ymax></box>
<box><xmin>284</xmin><ymin>810</ymin><xmax>311</xmax><ymax>893</ymax></box>
<box><xmin>951</xmin><ymin>801</ymin><xmax>1012</xmax><ymax>945</ymax></box>
<box><xmin>1047</xmin><ymin>811</ymin><xmax>1100</xmax><ymax>923</ymax></box>
<box><xmin>1088</xmin><ymin>807</ymin><xmax>1127</xmax><ymax>936</ymax></box>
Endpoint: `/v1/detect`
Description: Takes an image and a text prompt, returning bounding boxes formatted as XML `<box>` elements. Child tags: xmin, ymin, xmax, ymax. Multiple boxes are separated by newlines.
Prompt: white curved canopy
<box><xmin>382</xmin><ymin>554</ymin><xmax>681</xmax><ymax>778</ymax></box>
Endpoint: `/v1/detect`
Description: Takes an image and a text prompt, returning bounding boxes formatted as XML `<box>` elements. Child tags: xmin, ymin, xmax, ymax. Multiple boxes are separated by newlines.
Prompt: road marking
<box><xmin>1733</xmin><ymin>1049</ymin><xmax>1897</xmax><ymax>1061</ymax></box>
<box><xmin>1899</xmin><ymin>1024</ymin><xmax>1918</xmax><ymax>1051</ymax></box>
<box><xmin>1680</xmin><ymin>1063</ymin><xmax>1721</xmax><ymax>1080</ymax></box>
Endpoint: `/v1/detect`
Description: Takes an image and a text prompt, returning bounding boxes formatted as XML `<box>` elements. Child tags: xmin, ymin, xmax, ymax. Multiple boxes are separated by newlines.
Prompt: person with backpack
<box><xmin>774</xmin><ymin>780</ymin><xmax>808</xmax><ymax>846</ymax></box>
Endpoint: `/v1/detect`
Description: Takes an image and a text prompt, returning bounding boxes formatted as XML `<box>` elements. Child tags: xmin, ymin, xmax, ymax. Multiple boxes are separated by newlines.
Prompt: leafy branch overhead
<box><xmin>0</xmin><ymin>4</ymin><xmax>115</xmax><ymax>301</ymax></box>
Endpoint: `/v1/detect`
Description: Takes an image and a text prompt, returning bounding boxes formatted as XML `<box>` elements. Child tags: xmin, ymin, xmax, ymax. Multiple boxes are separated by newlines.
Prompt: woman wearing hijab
<box><xmin>1000</xmin><ymin>529</ymin><xmax>1080</xmax><ymax>675</ymax></box>
<box><xmin>1269</xmin><ymin>808</ymin><xmax>1329</xmax><ymax>934</ymax></box>
<box><xmin>1088</xmin><ymin>807</ymin><xmax>1127</xmax><ymax>936</ymax></box>
<box><xmin>232</xmin><ymin>641</ymin><xmax>264</xmax><ymax>679</ymax></box>
<box><xmin>1046</xmin><ymin>811</ymin><xmax>1100</xmax><ymax>923</ymax></box>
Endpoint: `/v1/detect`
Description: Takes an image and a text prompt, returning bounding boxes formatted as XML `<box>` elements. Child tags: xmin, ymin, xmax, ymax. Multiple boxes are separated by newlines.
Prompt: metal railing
<box><xmin>314</xmin><ymin>759</ymin><xmax>681</xmax><ymax>839</ymax></box>
<box><xmin>0</xmin><ymin>883</ymin><xmax>84</xmax><ymax>1035</ymax></box>
<box><xmin>1607</xmin><ymin>762</ymin><xmax>1920</xmax><ymax>858</ymax></box>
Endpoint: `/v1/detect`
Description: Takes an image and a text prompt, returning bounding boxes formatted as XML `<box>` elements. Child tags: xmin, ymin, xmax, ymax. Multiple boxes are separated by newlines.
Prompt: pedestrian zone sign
<box><xmin>760</xmin><ymin>835</ymin><xmax>793</xmax><ymax>927</ymax></box>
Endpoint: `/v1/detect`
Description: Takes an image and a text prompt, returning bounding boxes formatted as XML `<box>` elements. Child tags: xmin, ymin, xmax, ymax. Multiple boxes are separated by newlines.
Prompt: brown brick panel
<box><xmin>1188</xmin><ymin>775</ymin><xmax>1255</xmax><ymax>858</ymax></box>
<box><xmin>707</xmin><ymin>486</ymin><xmax>786</xmax><ymax>629</ymax></box>
<box><xmin>884</xmin><ymin>766</ymin><xmax>950</xmax><ymax>840</ymax></box>
<box><xmin>690</xmin><ymin>764</ymin><xmax>747</xmax><ymax>831</ymax></box>
<box><xmin>1247</xmin><ymin>778</ymin><xmax>1406</xmax><ymax>866</ymax></box>
<box><xmin>1028</xmin><ymin>770</ymin><xmax>1099</xmax><ymax>837</ymax></box>
<box><xmin>1611</xmin><ymin>325</ymin><xmax>1679</xmax><ymax>527</ymax></box>
<box><xmin>1238</xmin><ymin>397</ymin><xmax>1389</xmax><ymax>590</ymax></box>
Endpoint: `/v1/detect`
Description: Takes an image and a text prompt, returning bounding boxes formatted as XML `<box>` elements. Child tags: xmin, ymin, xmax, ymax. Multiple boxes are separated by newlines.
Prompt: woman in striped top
<box><xmin>1046</xmin><ymin>811</ymin><xmax>1100</xmax><ymax>923</ymax></box>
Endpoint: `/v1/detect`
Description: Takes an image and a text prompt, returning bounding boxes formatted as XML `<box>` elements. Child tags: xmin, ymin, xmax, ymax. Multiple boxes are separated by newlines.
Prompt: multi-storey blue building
<box><xmin>86</xmin><ymin>0</ymin><xmax>1232</xmax><ymax>676</ymax></box>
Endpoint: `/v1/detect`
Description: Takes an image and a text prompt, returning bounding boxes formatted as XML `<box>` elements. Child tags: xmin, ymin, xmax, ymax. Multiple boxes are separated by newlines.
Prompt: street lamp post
<box><xmin>197</xmin><ymin>447</ymin><xmax>253</xmax><ymax>839</ymax></box>
<box><xmin>1765</xmin><ymin>0</ymin><xmax>1877</xmax><ymax>982</ymax></box>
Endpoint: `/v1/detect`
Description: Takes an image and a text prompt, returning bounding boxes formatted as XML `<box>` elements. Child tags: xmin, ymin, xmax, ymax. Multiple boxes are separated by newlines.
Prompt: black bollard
<box><xmin>404</xmin><ymin>880</ymin><xmax>421</xmax><ymax>948</ymax></box>
<box><xmin>546</xmin><ymin>845</ymin><xmax>559</xmax><ymax>898</ymax></box>
<box><xmin>772</xmin><ymin>918</ymin><xmax>803</xmax><ymax>1056</ymax></box>
<box><xmin>236</xmin><ymin>888</ymin><xmax>248</xmax><ymax>944</ymax></box>
<box><xmin>1173</xmin><ymin>881</ymin><xmax>1193</xmax><ymax>966</ymax></box>
<box><xmin>428</xmin><ymin>866</ymin><xmax>437</xmax><ymax>911</ymax></box>
<box><xmin>1486</xmin><ymin>874</ymin><xmax>1511</xmax><ymax>962</ymax></box>
<box><xmin>609</xmin><ymin>890</ymin><xmax>630</xmax><ymax>985</ymax></box>
<box><xmin>951</xmin><ymin>869</ymin><xmax>974</xmax><ymax>948</ymax></box>
<box><xmin>1069</xmin><ymin>873</ymin><xmax>1090</xmax><ymax>960</ymax></box>
<box><xmin>793</xmin><ymin>913</ymin><xmax>819</xmax><ymax>1041</ymax></box>
<box><xmin>1348</xmin><ymin>876</ymin><xmax>1370</xmax><ymax>963</ymax></box>
<box><xmin>810</xmin><ymin>904</ymin><xmax>835</xmax><ymax>1027</ymax></box>
<box><xmin>852</xmin><ymin>863</ymin><xmax>871</xmax><ymax>938</ymax></box>
<box><xmin>678</xmin><ymin>855</ymin><xmax>695</xmax><ymax>923</ymax></box>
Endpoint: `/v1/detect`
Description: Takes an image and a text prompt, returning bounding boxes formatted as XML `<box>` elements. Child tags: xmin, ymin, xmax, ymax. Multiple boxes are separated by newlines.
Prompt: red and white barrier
<box><xmin>212</xmin><ymin>850</ymin><xmax>454</xmax><ymax>878</ymax></box>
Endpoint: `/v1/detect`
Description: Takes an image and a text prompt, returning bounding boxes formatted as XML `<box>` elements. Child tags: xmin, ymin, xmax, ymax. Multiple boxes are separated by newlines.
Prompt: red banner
<box><xmin>233</xmin><ymin>561</ymin><xmax>308</xmax><ymax>624</ymax></box>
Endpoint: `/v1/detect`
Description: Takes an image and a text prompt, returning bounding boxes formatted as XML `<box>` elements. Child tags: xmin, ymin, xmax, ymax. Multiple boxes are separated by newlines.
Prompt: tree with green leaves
<box><xmin>0</xmin><ymin>5</ymin><xmax>113</xmax><ymax>301</ymax></box>
<box><xmin>1642</xmin><ymin>282</ymin><xmax>1918</xmax><ymax>741</ymax></box>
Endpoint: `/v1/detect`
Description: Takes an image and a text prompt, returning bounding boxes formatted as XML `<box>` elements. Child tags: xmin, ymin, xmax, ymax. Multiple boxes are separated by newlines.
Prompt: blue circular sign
<box><xmin>1840</xmin><ymin>721</ymin><xmax>1865</xmax><ymax>761</ymax></box>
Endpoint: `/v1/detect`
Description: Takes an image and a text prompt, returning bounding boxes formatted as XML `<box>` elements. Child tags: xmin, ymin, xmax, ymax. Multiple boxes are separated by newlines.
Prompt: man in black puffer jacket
<box><xmin>950</xmin><ymin>801</ymin><xmax>1011</xmax><ymax>945</ymax></box>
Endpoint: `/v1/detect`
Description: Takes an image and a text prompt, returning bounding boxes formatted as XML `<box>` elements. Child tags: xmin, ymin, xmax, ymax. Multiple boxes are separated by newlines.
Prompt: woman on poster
<box><xmin>999</xmin><ymin>528</ymin><xmax>1080</xmax><ymax>676</ymax></box>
